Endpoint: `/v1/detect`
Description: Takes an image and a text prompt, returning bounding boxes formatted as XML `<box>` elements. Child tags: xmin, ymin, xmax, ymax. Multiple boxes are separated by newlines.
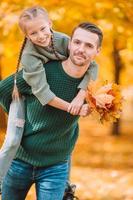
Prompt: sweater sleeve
<box><xmin>0</xmin><ymin>71</ymin><xmax>29</xmax><ymax>113</ymax></box>
<box><xmin>21</xmin><ymin>50</ymin><xmax>56</xmax><ymax>106</ymax></box>
<box><xmin>78</xmin><ymin>61</ymin><xmax>98</xmax><ymax>90</ymax></box>
<box><xmin>21</xmin><ymin>40</ymin><xmax>55</xmax><ymax>105</ymax></box>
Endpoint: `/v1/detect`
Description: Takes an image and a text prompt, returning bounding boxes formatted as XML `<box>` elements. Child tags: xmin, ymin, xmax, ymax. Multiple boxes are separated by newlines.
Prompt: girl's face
<box><xmin>25</xmin><ymin>15</ymin><xmax>52</xmax><ymax>47</ymax></box>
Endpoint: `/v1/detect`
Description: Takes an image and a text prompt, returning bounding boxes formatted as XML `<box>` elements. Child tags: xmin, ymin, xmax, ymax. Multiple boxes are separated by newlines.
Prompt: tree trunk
<box><xmin>111</xmin><ymin>38</ymin><xmax>123</xmax><ymax>136</ymax></box>
<box><xmin>0</xmin><ymin>54</ymin><xmax>6</xmax><ymax>129</ymax></box>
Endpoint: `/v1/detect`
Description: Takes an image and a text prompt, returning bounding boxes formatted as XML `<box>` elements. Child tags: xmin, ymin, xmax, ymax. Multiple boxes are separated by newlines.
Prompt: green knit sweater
<box><xmin>0</xmin><ymin>61</ymin><xmax>85</xmax><ymax>167</ymax></box>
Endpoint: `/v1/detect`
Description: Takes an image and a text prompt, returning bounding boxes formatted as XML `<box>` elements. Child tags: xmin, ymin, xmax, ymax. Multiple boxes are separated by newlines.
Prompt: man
<box><xmin>0</xmin><ymin>22</ymin><xmax>103</xmax><ymax>200</ymax></box>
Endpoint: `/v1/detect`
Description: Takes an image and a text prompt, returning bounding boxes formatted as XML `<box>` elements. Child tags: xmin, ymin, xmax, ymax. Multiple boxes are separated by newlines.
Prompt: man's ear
<box><xmin>68</xmin><ymin>40</ymin><xmax>71</xmax><ymax>51</ymax></box>
<box><xmin>96</xmin><ymin>46</ymin><xmax>101</xmax><ymax>55</ymax></box>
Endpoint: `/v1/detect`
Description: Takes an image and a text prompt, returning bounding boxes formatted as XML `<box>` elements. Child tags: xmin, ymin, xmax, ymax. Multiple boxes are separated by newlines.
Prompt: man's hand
<box><xmin>67</xmin><ymin>89</ymin><xmax>86</xmax><ymax>115</ymax></box>
<box><xmin>79</xmin><ymin>104</ymin><xmax>91</xmax><ymax>117</ymax></box>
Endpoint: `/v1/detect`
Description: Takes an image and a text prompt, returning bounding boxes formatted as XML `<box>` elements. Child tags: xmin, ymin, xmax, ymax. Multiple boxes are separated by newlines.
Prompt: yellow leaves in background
<box><xmin>0</xmin><ymin>0</ymin><xmax>133</xmax><ymax>84</ymax></box>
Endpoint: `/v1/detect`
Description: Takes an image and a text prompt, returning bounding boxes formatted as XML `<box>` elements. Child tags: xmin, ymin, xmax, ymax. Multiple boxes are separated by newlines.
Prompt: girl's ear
<box><xmin>49</xmin><ymin>20</ymin><xmax>53</xmax><ymax>28</ymax></box>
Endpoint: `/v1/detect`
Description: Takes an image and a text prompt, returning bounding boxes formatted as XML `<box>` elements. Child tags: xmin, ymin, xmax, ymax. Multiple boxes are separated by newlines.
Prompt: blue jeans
<box><xmin>0</xmin><ymin>98</ymin><xmax>25</xmax><ymax>183</ymax></box>
<box><xmin>2</xmin><ymin>159</ymin><xmax>69</xmax><ymax>200</ymax></box>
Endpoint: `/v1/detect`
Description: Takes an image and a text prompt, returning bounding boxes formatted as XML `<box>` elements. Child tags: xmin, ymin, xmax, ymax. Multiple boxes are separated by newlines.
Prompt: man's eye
<box><xmin>86</xmin><ymin>44</ymin><xmax>93</xmax><ymax>48</ymax></box>
<box><xmin>74</xmin><ymin>41</ymin><xmax>80</xmax><ymax>44</ymax></box>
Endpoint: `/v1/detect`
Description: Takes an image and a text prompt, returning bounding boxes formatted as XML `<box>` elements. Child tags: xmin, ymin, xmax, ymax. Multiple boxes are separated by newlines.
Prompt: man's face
<box><xmin>68</xmin><ymin>28</ymin><xmax>100</xmax><ymax>66</ymax></box>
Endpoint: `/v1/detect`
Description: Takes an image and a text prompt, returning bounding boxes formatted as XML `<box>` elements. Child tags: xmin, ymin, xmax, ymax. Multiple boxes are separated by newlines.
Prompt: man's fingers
<box><xmin>68</xmin><ymin>104</ymin><xmax>81</xmax><ymax>115</ymax></box>
<box><xmin>70</xmin><ymin>107</ymin><xmax>78</xmax><ymax>115</ymax></box>
<box><xmin>67</xmin><ymin>104</ymin><xmax>72</xmax><ymax>113</ymax></box>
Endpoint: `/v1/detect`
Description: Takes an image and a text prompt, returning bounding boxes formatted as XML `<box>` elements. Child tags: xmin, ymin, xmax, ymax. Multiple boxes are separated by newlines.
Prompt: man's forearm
<box><xmin>48</xmin><ymin>96</ymin><xmax>70</xmax><ymax>111</ymax></box>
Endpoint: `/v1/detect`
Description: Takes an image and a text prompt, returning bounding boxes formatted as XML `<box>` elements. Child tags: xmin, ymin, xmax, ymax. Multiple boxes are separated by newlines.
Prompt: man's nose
<box><xmin>78</xmin><ymin>44</ymin><xmax>85</xmax><ymax>52</ymax></box>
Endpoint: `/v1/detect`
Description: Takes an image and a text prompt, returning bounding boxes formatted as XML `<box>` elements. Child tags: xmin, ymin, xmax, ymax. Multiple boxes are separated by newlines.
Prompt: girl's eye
<box><xmin>41</xmin><ymin>27</ymin><xmax>46</xmax><ymax>31</ymax></box>
<box><xmin>30</xmin><ymin>32</ymin><xmax>37</xmax><ymax>36</ymax></box>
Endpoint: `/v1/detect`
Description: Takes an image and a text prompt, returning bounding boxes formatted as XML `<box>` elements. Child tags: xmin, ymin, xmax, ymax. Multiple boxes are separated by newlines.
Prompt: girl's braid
<box><xmin>16</xmin><ymin>37</ymin><xmax>27</xmax><ymax>74</ymax></box>
<box><xmin>12</xmin><ymin>37</ymin><xmax>27</xmax><ymax>100</ymax></box>
<box><xmin>51</xmin><ymin>31</ymin><xmax>61</xmax><ymax>60</ymax></box>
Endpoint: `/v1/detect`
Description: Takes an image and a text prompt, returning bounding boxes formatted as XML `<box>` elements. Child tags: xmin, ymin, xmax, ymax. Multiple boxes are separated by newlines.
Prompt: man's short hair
<box><xmin>71</xmin><ymin>22</ymin><xmax>103</xmax><ymax>47</ymax></box>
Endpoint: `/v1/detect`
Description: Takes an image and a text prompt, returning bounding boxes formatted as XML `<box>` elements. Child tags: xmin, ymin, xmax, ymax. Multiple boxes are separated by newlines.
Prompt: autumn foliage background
<box><xmin>0</xmin><ymin>0</ymin><xmax>133</xmax><ymax>199</ymax></box>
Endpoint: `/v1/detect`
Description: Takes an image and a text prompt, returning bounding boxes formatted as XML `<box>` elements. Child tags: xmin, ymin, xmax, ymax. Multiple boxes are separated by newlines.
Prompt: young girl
<box><xmin>19</xmin><ymin>6</ymin><xmax>98</xmax><ymax>113</ymax></box>
<box><xmin>0</xmin><ymin>6</ymin><xmax>98</xmax><ymax>196</ymax></box>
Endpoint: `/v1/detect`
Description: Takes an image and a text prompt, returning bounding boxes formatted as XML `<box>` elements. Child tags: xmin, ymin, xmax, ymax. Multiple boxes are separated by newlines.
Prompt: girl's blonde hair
<box><xmin>19</xmin><ymin>6</ymin><xmax>49</xmax><ymax>33</ymax></box>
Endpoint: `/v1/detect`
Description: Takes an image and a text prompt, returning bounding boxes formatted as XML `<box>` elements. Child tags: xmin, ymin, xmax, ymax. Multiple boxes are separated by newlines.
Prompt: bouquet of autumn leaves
<box><xmin>86</xmin><ymin>80</ymin><xmax>123</xmax><ymax>123</ymax></box>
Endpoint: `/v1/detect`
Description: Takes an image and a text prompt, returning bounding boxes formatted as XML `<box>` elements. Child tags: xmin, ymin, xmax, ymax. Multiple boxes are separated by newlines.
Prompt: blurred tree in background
<box><xmin>0</xmin><ymin>0</ymin><xmax>133</xmax><ymax>134</ymax></box>
<box><xmin>0</xmin><ymin>46</ymin><xmax>6</xmax><ymax>128</ymax></box>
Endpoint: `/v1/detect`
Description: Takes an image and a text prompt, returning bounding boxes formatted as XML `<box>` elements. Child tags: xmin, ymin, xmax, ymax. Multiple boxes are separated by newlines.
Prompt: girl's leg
<box><xmin>0</xmin><ymin>99</ymin><xmax>25</xmax><ymax>183</ymax></box>
<box><xmin>0</xmin><ymin>127</ymin><xmax>24</xmax><ymax>181</ymax></box>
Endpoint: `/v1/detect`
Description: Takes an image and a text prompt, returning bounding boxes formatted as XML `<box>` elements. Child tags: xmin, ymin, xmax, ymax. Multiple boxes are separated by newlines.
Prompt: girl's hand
<box><xmin>67</xmin><ymin>98</ymin><xmax>84</xmax><ymax>115</ymax></box>
<box><xmin>67</xmin><ymin>89</ymin><xmax>86</xmax><ymax>115</ymax></box>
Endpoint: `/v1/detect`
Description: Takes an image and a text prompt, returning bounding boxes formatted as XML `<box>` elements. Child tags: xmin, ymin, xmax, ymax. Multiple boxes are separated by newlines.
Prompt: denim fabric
<box><xmin>2</xmin><ymin>159</ymin><xmax>69</xmax><ymax>200</ymax></box>
<box><xmin>0</xmin><ymin>98</ymin><xmax>25</xmax><ymax>183</ymax></box>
